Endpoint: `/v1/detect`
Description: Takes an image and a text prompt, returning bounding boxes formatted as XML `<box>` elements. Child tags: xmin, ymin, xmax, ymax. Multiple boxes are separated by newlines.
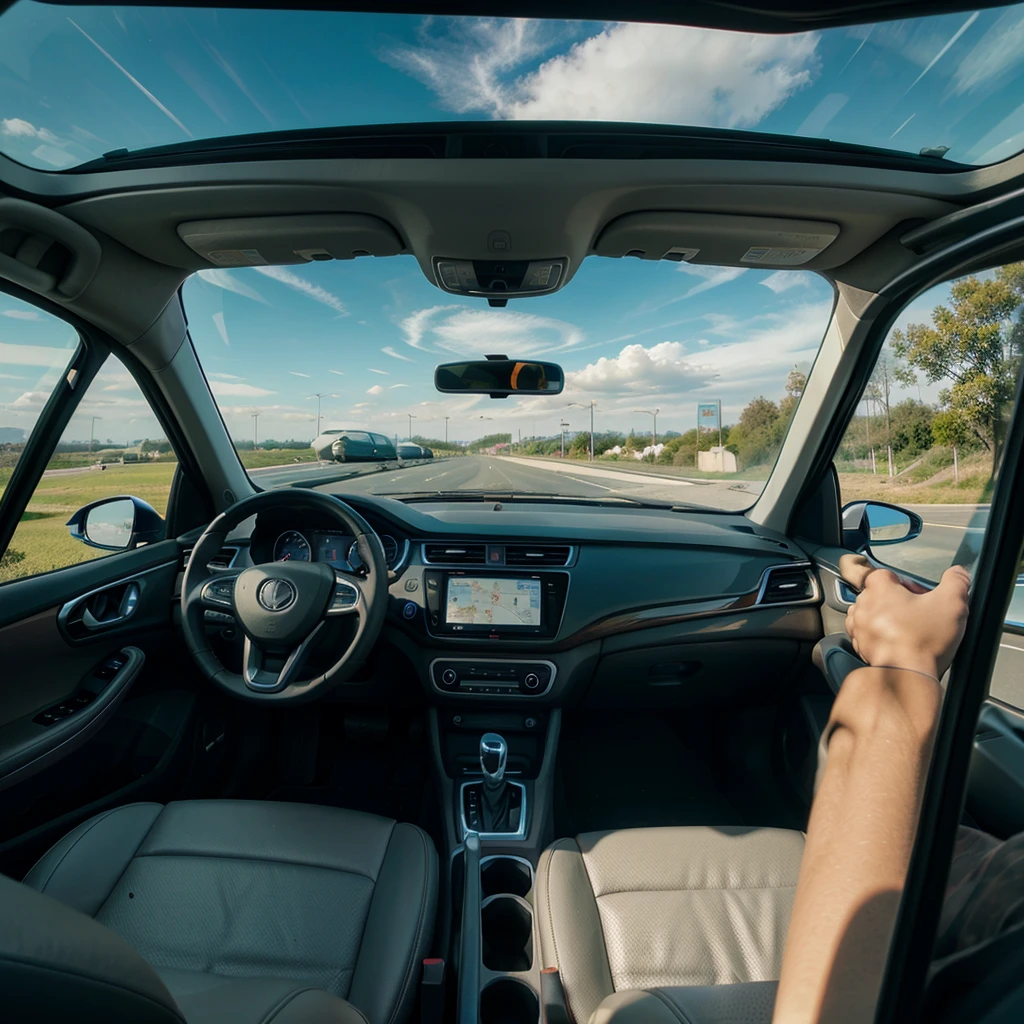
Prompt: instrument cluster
<box><xmin>272</xmin><ymin>529</ymin><xmax>403</xmax><ymax>572</ymax></box>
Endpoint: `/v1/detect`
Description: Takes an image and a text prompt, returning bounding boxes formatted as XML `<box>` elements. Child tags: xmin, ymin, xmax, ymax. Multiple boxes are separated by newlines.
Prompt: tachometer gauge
<box><xmin>274</xmin><ymin>530</ymin><xmax>311</xmax><ymax>562</ymax></box>
<box><xmin>348</xmin><ymin>534</ymin><xmax>399</xmax><ymax>571</ymax></box>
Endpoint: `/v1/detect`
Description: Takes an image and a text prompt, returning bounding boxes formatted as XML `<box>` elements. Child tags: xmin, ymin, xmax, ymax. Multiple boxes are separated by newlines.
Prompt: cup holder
<box><xmin>480</xmin><ymin>978</ymin><xmax>539</xmax><ymax>1024</ymax></box>
<box><xmin>481</xmin><ymin>857</ymin><xmax>533</xmax><ymax>899</ymax></box>
<box><xmin>481</xmin><ymin>895</ymin><xmax>533</xmax><ymax>972</ymax></box>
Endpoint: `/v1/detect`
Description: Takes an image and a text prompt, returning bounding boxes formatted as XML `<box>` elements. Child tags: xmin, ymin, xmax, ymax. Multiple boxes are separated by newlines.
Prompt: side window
<box><xmin>1</xmin><ymin>349</ymin><xmax>174</xmax><ymax>585</ymax></box>
<box><xmin>371</xmin><ymin>432</ymin><xmax>392</xmax><ymax>448</ymax></box>
<box><xmin>837</xmin><ymin>262</ymin><xmax>1024</xmax><ymax>588</ymax></box>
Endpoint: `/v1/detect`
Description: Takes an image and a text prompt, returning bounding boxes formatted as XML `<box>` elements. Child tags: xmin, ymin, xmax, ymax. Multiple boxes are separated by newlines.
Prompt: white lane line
<box><xmin>921</xmin><ymin>522</ymin><xmax>986</xmax><ymax>530</ymax></box>
<box><xmin>1000</xmin><ymin>642</ymin><xmax>1024</xmax><ymax>652</ymax></box>
<box><xmin>502</xmin><ymin>456</ymin><xmax>695</xmax><ymax>488</ymax></box>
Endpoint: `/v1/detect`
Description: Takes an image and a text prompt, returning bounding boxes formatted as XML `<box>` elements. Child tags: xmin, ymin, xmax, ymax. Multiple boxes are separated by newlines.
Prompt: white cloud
<box><xmin>382</xmin><ymin>345</ymin><xmax>416</xmax><ymax>362</ymax></box>
<box><xmin>952</xmin><ymin>9</ymin><xmax>1024</xmax><ymax>94</ymax></box>
<box><xmin>368</xmin><ymin>368</ymin><xmax>390</xmax><ymax>375</ymax></box>
<box><xmin>400</xmin><ymin>306</ymin><xmax>584</xmax><ymax>356</ymax></box>
<box><xmin>12</xmin><ymin>390</ymin><xmax>50</xmax><ymax>410</ymax></box>
<box><xmin>760</xmin><ymin>271</ymin><xmax>813</xmax><ymax>294</ymax></box>
<box><xmin>329</xmin><ymin>369</ymin><xmax>345</xmax><ymax>376</ymax></box>
<box><xmin>570</xmin><ymin>341</ymin><xmax>715</xmax><ymax>394</ymax></box>
<box><xmin>678</xmin><ymin>264</ymin><xmax>748</xmax><ymax>298</ymax></box>
<box><xmin>387</xmin><ymin>20</ymin><xmax>819</xmax><ymax>127</ymax></box>
<box><xmin>0</xmin><ymin>119</ymin><xmax>79</xmax><ymax>168</ymax></box>
<box><xmin>0</xmin><ymin>342</ymin><xmax>75</xmax><ymax>367</ymax></box>
<box><xmin>289</xmin><ymin>371</ymin><xmax>311</xmax><ymax>378</ymax></box>
<box><xmin>367</xmin><ymin>384</ymin><xmax>385</xmax><ymax>395</ymax></box>
<box><xmin>2</xmin><ymin>309</ymin><xmax>42</xmax><ymax>321</ymax></box>
<box><xmin>389</xmin><ymin>383</ymin><xmax>410</xmax><ymax>389</ymax></box>
<box><xmin>209</xmin><ymin>380</ymin><xmax>275</xmax><ymax>398</ymax></box>
<box><xmin>252</xmin><ymin>265</ymin><xmax>348</xmax><ymax>315</ymax></box>
<box><xmin>208</xmin><ymin>372</ymin><xmax>242</xmax><ymax>380</ymax></box>
<box><xmin>0</xmin><ymin>373</ymin><xmax>25</xmax><ymax>379</ymax></box>
<box><xmin>1</xmin><ymin>117</ymin><xmax>57</xmax><ymax>141</ymax></box>
<box><xmin>195</xmin><ymin>268</ymin><xmax>269</xmax><ymax>304</ymax></box>
<box><xmin>212</xmin><ymin>311</ymin><xmax>230</xmax><ymax>346</ymax></box>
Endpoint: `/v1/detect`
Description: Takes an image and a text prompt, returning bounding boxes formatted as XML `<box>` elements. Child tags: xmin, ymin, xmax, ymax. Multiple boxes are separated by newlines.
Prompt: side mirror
<box><xmin>66</xmin><ymin>495</ymin><xmax>165</xmax><ymax>551</ymax></box>
<box><xmin>841</xmin><ymin>500</ymin><xmax>923</xmax><ymax>553</ymax></box>
<box><xmin>434</xmin><ymin>357</ymin><xmax>564</xmax><ymax>397</ymax></box>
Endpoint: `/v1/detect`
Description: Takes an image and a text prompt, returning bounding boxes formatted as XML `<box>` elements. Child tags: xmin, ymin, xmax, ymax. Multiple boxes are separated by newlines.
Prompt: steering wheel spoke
<box><xmin>243</xmin><ymin>623</ymin><xmax>325</xmax><ymax>692</ymax></box>
<box><xmin>327</xmin><ymin>570</ymin><xmax>365</xmax><ymax>616</ymax></box>
<box><xmin>199</xmin><ymin>567</ymin><xmax>242</xmax><ymax>610</ymax></box>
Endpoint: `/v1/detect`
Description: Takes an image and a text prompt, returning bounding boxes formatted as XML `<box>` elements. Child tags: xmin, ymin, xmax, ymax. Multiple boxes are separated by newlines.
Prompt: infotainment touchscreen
<box><xmin>445</xmin><ymin>577</ymin><xmax>542</xmax><ymax>628</ymax></box>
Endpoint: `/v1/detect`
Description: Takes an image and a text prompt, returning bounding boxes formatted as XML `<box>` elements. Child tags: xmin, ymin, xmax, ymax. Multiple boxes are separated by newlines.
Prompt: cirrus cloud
<box><xmin>400</xmin><ymin>306</ymin><xmax>584</xmax><ymax>356</ymax></box>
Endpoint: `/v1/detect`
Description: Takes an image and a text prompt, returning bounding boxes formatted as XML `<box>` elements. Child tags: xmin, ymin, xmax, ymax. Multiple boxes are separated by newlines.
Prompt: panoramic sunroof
<box><xmin>2</xmin><ymin>2</ymin><xmax>1024</xmax><ymax>170</ymax></box>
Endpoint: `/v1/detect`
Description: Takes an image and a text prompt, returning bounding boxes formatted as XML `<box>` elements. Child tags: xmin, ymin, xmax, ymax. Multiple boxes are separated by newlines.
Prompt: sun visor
<box><xmin>177</xmin><ymin>214</ymin><xmax>404</xmax><ymax>267</ymax></box>
<box><xmin>593</xmin><ymin>212</ymin><xmax>839</xmax><ymax>268</ymax></box>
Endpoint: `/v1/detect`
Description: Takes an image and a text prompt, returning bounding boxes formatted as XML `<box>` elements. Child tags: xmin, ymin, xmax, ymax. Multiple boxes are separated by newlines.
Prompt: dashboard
<box><xmin>270</xmin><ymin>528</ymin><xmax>406</xmax><ymax>573</ymax></box>
<box><xmin>220</xmin><ymin>492</ymin><xmax>824</xmax><ymax>708</ymax></box>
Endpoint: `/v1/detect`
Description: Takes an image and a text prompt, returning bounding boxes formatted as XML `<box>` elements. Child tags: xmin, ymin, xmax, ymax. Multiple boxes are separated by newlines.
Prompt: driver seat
<box><xmin>3</xmin><ymin>800</ymin><xmax>438</xmax><ymax>1024</ymax></box>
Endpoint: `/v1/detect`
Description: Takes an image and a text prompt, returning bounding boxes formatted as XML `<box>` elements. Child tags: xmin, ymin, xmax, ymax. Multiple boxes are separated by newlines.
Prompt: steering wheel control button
<box><xmin>202</xmin><ymin>578</ymin><xmax>236</xmax><ymax>608</ymax></box>
<box><xmin>257</xmin><ymin>578</ymin><xmax>297</xmax><ymax>613</ymax></box>
<box><xmin>328</xmin><ymin>577</ymin><xmax>359</xmax><ymax>614</ymax></box>
<box><xmin>441</xmin><ymin>668</ymin><xmax>458</xmax><ymax>687</ymax></box>
<box><xmin>402</xmin><ymin>600</ymin><xmax>418</xmax><ymax>620</ymax></box>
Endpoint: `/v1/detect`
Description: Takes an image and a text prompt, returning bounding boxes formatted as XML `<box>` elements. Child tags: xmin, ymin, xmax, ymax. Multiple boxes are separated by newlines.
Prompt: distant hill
<box><xmin>0</xmin><ymin>427</ymin><xmax>25</xmax><ymax>444</ymax></box>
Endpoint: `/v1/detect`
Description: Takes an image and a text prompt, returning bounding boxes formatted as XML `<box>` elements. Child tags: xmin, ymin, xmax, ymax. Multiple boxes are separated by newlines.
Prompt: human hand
<box><xmin>839</xmin><ymin>554</ymin><xmax>971</xmax><ymax>679</ymax></box>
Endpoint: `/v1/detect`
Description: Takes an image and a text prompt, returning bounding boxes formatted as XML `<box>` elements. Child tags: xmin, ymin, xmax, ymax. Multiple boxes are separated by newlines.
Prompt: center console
<box><xmin>422</xmin><ymin>569</ymin><xmax>569</xmax><ymax>640</ymax></box>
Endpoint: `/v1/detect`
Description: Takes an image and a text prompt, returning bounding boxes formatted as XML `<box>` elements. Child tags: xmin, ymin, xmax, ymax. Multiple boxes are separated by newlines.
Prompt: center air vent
<box><xmin>759</xmin><ymin>566</ymin><xmax>815</xmax><ymax>605</ymax></box>
<box><xmin>183</xmin><ymin>546</ymin><xmax>239</xmax><ymax>570</ymax></box>
<box><xmin>423</xmin><ymin>543</ymin><xmax>487</xmax><ymax>565</ymax></box>
<box><xmin>504</xmin><ymin>545</ymin><xmax>572</xmax><ymax>567</ymax></box>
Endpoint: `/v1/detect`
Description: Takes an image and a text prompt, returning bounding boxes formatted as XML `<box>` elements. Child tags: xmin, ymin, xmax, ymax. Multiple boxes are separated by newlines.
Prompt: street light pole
<box><xmin>634</xmin><ymin>407</ymin><xmax>660</xmax><ymax>449</ymax></box>
<box><xmin>444</xmin><ymin>416</ymin><xmax>450</xmax><ymax>444</ymax></box>
<box><xmin>408</xmin><ymin>413</ymin><xmax>416</xmax><ymax>440</ymax></box>
<box><xmin>568</xmin><ymin>400</ymin><xmax>596</xmax><ymax>461</ymax></box>
<box><xmin>311</xmin><ymin>393</ymin><xmax>329</xmax><ymax>439</ymax></box>
<box><xmin>559</xmin><ymin>420</ymin><xmax>570</xmax><ymax>458</ymax></box>
<box><xmin>89</xmin><ymin>416</ymin><xmax>101</xmax><ymax>454</ymax></box>
<box><xmin>252</xmin><ymin>412</ymin><xmax>259</xmax><ymax>448</ymax></box>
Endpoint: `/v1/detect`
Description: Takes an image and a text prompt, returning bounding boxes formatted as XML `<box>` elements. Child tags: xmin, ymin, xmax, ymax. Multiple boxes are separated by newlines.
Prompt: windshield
<box><xmin>3</xmin><ymin>3</ymin><xmax>1024</xmax><ymax>168</ymax></box>
<box><xmin>183</xmin><ymin>256</ymin><xmax>834</xmax><ymax>511</ymax></box>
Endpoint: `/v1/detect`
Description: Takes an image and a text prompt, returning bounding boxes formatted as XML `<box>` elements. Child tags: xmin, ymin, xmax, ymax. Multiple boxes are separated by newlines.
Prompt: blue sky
<box><xmin>2</xmin><ymin>4</ymin><xmax>1023</xmax><ymax>443</ymax></box>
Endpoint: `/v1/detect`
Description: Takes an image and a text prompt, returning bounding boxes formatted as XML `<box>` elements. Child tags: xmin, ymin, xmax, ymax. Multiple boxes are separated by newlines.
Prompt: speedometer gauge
<box><xmin>274</xmin><ymin>530</ymin><xmax>311</xmax><ymax>562</ymax></box>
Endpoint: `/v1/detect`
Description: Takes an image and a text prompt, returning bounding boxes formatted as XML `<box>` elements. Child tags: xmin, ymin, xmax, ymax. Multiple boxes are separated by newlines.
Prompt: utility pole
<box><xmin>311</xmin><ymin>393</ymin><xmax>330</xmax><ymax>439</ymax></box>
<box><xmin>634</xmin><ymin>407</ymin><xmax>660</xmax><ymax>449</ymax></box>
<box><xmin>569</xmin><ymin>400</ymin><xmax>596</xmax><ymax>461</ymax></box>
<box><xmin>89</xmin><ymin>416</ymin><xmax>101</xmax><ymax>454</ymax></box>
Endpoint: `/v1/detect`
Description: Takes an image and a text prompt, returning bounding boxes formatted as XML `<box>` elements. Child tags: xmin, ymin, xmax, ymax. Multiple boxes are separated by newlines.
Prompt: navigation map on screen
<box><xmin>445</xmin><ymin>577</ymin><xmax>542</xmax><ymax>627</ymax></box>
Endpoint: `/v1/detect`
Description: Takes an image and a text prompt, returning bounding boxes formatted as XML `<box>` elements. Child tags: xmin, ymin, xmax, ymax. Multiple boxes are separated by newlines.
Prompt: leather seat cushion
<box><xmin>590</xmin><ymin>982</ymin><xmax>778</xmax><ymax>1024</ymax></box>
<box><xmin>23</xmin><ymin>801</ymin><xmax>437</xmax><ymax>1024</ymax></box>
<box><xmin>536</xmin><ymin>827</ymin><xmax>803</xmax><ymax>1023</ymax></box>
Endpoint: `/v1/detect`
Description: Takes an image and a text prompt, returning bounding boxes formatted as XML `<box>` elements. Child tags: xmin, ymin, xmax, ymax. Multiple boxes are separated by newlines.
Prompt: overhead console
<box><xmin>594</xmin><ymin>211</ymin><xmax>840</xmax><ymax>268</ymax></box>
<box><xmin>177</xmin><ymin>213</ymin><xmax>404</xmax><ymax>267</ymax></box>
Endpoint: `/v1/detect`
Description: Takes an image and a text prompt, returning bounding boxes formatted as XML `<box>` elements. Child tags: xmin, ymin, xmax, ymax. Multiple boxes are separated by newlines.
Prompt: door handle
<box><xmin>67</xmin><ymin>581</ymin><xmax>141</xmax><ymax>635</ymax></box>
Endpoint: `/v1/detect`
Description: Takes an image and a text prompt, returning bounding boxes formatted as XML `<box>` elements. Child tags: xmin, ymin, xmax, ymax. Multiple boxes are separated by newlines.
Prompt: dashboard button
<box><xmin>524</xmin><ymin>672</ymin><xmax>541</xmax><ymax>691</ymax></box>
<box><xmin>441</xmin><ymin>668</ymin><xmax>458</xmax><ymax>687</ymax></box>
<box><xmin>404</xmin><ymin>578</ymin><xmax>419</xmax><ymax>592</ymax></box>
<box><xmin>402</xmin><ymin>601</ymin><xmax>418</xmax><ymax>620</ymax></box>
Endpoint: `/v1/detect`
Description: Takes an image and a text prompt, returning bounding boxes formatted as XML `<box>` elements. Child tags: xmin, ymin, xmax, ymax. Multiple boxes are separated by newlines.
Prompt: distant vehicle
<box><xmin>120</xmin><ymin>452</ymin><xmax>141</xmax><ymax>463</ymax></box>
<box><xmin>311</xmin><ymin>429</ymin><xmax>396</xmax><ymax>463</ymax></box>
<box><xmin>397</xmin><ymin>442</ymin><xmax>434</xmax><ymax>461</ymax></box>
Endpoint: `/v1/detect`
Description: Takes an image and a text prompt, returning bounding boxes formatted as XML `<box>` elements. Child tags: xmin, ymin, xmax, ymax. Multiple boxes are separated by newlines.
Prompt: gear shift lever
<box><xmin>480</xmin><ymin>733</ymin><xmax>507</xmax><ymax>790</ymax></box>
<box><xmin>478</xmin><ymin>733</ymin><xmax>513</xmax><ymax>833</ymax></box>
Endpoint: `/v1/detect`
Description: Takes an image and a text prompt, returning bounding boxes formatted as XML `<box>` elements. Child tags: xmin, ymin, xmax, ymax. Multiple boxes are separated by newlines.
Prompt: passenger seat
<box><xmin>536</xmin><ymin>826</ymin><xmax>804</xmax><ymax>1023</ymax></box>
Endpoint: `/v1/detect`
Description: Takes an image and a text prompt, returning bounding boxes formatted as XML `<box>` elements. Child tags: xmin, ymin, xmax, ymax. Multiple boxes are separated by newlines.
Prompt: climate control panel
<box><xmin>430</xmin><ymin>658</ymin><xmax>555</xmax><ymax>697</ymax></box>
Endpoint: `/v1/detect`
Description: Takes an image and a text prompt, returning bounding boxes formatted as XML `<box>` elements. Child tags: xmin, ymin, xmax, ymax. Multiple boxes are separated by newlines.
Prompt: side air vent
<box><xmin>423</xmin><ymin>543</ymin><xmax>487</xmax><ymax>565</ymax></box>
<box><xmin>759</xmin><ymin>565</ymin><xmax>815</xmax><ymax>605</ymax></box>
<box><xmin>504</xmin><ymin>545</ymin><xmax>572</xmax><ymax>567</ymax></box>
<box><xmin>183</xmin><ymin>546</ymin><xmax>239</xmax><ymax>570</ymax></box>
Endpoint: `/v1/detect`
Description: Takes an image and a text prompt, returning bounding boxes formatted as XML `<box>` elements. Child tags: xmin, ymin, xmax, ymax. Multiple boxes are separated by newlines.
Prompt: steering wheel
<box><xmin>181</xmin><ymin>490</ymin><xmax>388</xmax><ymax>702</ymax></box>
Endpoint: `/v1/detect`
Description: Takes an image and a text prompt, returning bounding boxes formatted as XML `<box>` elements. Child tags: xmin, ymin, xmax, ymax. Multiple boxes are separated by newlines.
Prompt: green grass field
<box><xmin>0</xmin><ymin>463</ymin><xmax>177</xmax><ymax>584</ymax></box>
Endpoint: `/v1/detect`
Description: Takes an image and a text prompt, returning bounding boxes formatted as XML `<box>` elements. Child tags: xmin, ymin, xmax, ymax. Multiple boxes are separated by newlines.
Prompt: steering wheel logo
<box><xmin>257</xmin><ymin>578</ymin><xmax>297</xmax><ymax>612</ymax></box>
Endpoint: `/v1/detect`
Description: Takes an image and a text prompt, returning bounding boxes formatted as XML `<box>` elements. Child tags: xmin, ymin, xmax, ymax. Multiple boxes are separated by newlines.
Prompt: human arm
<box><xmin>772</xmin><ymin>557</ymin><xmax>970</xmax><ymax>1024</ymax></box>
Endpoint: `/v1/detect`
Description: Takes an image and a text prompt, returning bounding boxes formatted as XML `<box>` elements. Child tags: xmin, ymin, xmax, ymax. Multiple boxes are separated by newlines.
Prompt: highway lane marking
<box><xmin>1000</xmin><ymin>642</ymin><xmax>1024</xmax><ymax>652</ymax></box>
<box><xmin>921</xmin><ymin>522</ymin><xmax>986</xmax><ymax>530</ymax></box>
<box><xmin>502</xmin><ymin>456</ymin><xmax>694</xmax><ymax>488</ymax></box>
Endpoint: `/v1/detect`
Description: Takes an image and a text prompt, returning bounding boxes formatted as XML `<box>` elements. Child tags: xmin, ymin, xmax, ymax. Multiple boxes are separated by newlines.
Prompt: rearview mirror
<box><xmin>434</xmin><ymin>358</ymin><xmax>564</xmax><ymax>397</ymax></box>
<box><xmin>67</xmin><ymin>495</ymin><xmax>165</xmax><ymax>551</ymax></box>
<box><xmin>841</xmin><ymin>500</ymin><xmax>923</xmax><ymax>552</ymax></box>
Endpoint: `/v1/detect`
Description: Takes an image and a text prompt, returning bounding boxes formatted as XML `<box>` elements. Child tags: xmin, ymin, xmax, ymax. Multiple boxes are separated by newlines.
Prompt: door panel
<box><xmin>0</xmin><ymin>544</ymin><xmax>180</xmax><ymax>790</ymax></box>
